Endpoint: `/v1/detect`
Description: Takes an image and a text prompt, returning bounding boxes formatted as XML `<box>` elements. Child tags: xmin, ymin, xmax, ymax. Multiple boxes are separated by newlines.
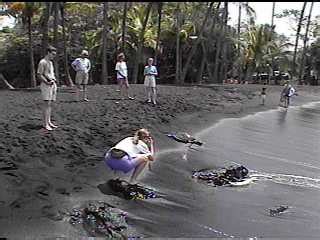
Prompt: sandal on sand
<box><xmin>44</xmin><ymin>125</ymin><xmax>53</xmax><ymax>131</ymax></box>
<box><xmin>49</xmin><ymin>123</ymin><xmax>58</xmax><ymax>128</ymax></box>
<box><xmin>128</xmin><ymin>97</ymin><xmax>135</xmax><ymax>100</ymax></box>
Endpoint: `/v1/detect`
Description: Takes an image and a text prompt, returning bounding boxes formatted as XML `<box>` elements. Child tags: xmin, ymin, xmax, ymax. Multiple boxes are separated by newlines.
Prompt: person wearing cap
<box><xmin>71</xmin><ymin>50</ymin><xmax>91</xmax><ymax>102</ymax></box>
<box><xmin>115</xmin><ymin>53</ymin><xmax>134</xmax><ymax>100</ymax></box>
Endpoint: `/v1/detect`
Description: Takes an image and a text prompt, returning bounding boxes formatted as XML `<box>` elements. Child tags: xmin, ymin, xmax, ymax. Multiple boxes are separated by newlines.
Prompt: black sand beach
<box><xmin>1</xmin><ymin>84</ymin><xmax>320</xmax><ymax>238</ymax></box>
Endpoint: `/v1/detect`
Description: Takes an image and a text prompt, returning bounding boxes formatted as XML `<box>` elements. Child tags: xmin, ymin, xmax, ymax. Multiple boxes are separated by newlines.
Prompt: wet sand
<box><xmin>0</xmin><ymin>84</ymin><xmax>320</xmax><ymax>238</ymax></box>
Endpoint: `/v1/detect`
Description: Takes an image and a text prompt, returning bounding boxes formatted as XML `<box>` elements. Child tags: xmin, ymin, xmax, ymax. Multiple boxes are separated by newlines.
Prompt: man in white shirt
<box><xmin>115</xmin><ymin>53</ymin><xmax>134</xmax><ymax>100</ymax></box>
<box><xmin>37</xmin><ymin>46</ymin><xmax>58</xmax><ymax>131</ymax></box>
<box><xmin>71</xmin><ymin>50</ymin><xmax>91</xmax><ymax>102</ymax></box>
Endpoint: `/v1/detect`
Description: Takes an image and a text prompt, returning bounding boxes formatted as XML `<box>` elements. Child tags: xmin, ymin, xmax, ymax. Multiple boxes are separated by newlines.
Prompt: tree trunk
<box><xmin>132</xmin><ymin>3</ymin><xmax>152</xmax><ymax>84</ymax></box>
<box><xmin>270</xmin><ymin>2</ymin><xmax>276</xmax><ymax>84</ymax></box>
<box><xmin>53</xmin><ymin>2</ymin><xmax>59</xmax><ymax>84</ymax></box>
<box><xmin>299</xmin><ymin>2</ymin><xmax>313</xmax><ymax>83</ymax></box>
<box><xmin>237</xmin><ymin>2</ymin><xmax>242</xmax><ymax>82</ymax></box>
<box><xmin>292</xmin><ymin>2</ymin><xmax>307</xmax><ymax>79</ymax></box>
<box><xmin>121</xmin><ymin>2</ymin><xmax>127</xmax><ymax>52</ymax></box>
<box><xmin>28</xmin><ymin>16</ymin><xmax>36</xmax><ymax>88</ymax></box>
<box><xmin>41</xmin><ymin>2</ymin><xmax>51</xmax><ymax>57</ymax></box>
<box><xmin>0</xmin><ymin>73</ymin><xmax>15</xmax><ymax>89</ymax></box>
<box><xmin>60</xmin><ymin>3</ymin><xmax>73</xmax><ymax>86</ymax></box>
<box><xmin>101</xmin><ymin>2</ymin><xmax>109</xmax><ymax>84</ymax></box>
<box><xmin>180</xmin><ymin>2</ymin><xmax>214</xmax><ymax>83</ymax></box>
<box><xmin>203</xmin><ymin>2</ymin><xmax>220</xmax><ymax>83</ymax></box>
<box><xmin>175</xmin><ymin>3</ymin><xmax>181</xmax><ymax>85</ymax></box>
<box><xmin>201</xmin><ymin>42</ymin><xmax>213</xmax><ymax>82</ymax></box>
<box><xmin>196</xmin><ymin>49</ymin><xmax>206</xmax><ymax>84</ymax></box>
<box><xmin>213</xmin><ymin>4</ymin><xmax>227</xmax><ymax>84</ymax></box>
<box><xmin>154</xmin><ymin>2</ymin><xmax>163</xmax><ymax>65</ymax></box>
<box><xmin>219</xmin><ymin>2</ymin><xmax>229</xmax><ymax>84</ymax></box>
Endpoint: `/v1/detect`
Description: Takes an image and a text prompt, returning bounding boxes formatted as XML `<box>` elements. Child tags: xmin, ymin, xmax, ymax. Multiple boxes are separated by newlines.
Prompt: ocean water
<box><xmin>125</xmin><ymin>102</ymin><xmax>320</xmax><ymax>238</ymax></box>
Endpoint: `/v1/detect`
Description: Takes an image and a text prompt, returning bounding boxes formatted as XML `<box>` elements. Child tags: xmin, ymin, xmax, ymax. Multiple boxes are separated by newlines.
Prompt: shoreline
<box><xmin>1</xmin><ymin>84</ymin><xmax>320</xmax><ymax>238</ymax></box>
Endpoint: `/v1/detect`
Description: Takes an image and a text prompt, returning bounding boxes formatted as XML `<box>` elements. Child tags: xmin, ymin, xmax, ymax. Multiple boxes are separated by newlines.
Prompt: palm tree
<box><xmin>292</xmin><ymin>2</ymin><xmax>307</xmax><ymax>79</ymax></box>
<box><xmin>213</xmin><ymin>3</ymin><xmax>227</xmax><ymax>83</ymax></box>
<box><xmin>299</xmin><ymin>2</ymin><xmax>314</xmax><ymax>83</ymax></box>
<box><xmin>154</xmin><ymin>2</ymin><xmax>163</xmax><ymax>65</ymax></box>
<box><xmin>180</xmin><ymin>2</ymin><xmax>214</xmax><ymax>83</ymax></box>
<box><xmin>40</xmin><ymin>2</ymin><xmax>51</xmax><ymax>57</ymax></box>
<box><xmin>53</xmin><ymin>2</ymin><xmax>59</xmax><ymax>84</ymax></box>
<box><xmin>121</xmin><ymin>2</ymin><xmax>128</xmax><ymax>52</ymax></box>
<box><xmin>60</xmin><ymin>2</ymin><xmax>73</xmax><ymax>86</ymax></box>
<box><xmin>175</xmin><ymin>2</ymin><xmax>181</xmax><ymax>84</ymax></box>
<box><xmin>101</xmin><ymin>2</ymin><xmax>109</xmax><ymax>84</ymax></box>
<box><xmin>220</xmin><ymin>2</ymin><xmax>229</xmax><ymax>84</ymax></box>
<box><xmin>132</xmin><ymin>2</ymin><xmax>153</xmax><ymax>84</ymax></box>
<box><xmin>270</xmin><ymin>2</ymin><xmax>276</xmax><ymax>83</ymax></box>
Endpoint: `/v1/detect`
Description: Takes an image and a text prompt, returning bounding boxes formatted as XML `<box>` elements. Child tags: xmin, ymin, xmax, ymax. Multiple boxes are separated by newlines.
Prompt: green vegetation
<box><xmin>0</xmin><ymin>2</ymin><xmax>319</xmax><ymax>88</ymax></box>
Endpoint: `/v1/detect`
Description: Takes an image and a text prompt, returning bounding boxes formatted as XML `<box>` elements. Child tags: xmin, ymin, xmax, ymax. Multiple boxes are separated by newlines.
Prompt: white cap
<box><xmin>81</xmin><ymin>50</ymin><xmax>89</xmax><ymax>56</ymax></box>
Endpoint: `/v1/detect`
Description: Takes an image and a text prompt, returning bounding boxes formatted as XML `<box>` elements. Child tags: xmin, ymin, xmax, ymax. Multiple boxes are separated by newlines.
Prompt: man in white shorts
<box><xmin>71</xmin><ymin>50</ymin><xmax>91</xmax><ymax>102</ymax></box>
<box><xmin>144</xmin><ymin>58</ymin><xmax>158</xmax><ymax>105</ymax></box>
<box><xmin>37</xmin><ymin>46</ymin><xmax>58</xmax><ymax>131</ymax></box>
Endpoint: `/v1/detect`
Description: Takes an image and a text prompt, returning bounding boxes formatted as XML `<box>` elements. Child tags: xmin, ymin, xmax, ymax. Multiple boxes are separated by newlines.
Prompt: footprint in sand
<box><xmin>0</xmin><ymin>161</ymin><xmax>18</xmax><ymax>171</ymax></box>
<box><xmin>55</xmin><ymin>188</ymin><xmax>70</xmax><ymax>196</ymax></box>
<box><xmin>41</xmin><ymin>205</ymin><xmax>63</xmax><ymax>221</ymax></box>
<box><xmin>34</xmin><ymin>183</ymin><xmax>50</xmax><ymax>199</ymax></box>
<box><xmin>73</xmin><ymin>186</ymin><xmax>82</xmax><ymax>192</ymax></box>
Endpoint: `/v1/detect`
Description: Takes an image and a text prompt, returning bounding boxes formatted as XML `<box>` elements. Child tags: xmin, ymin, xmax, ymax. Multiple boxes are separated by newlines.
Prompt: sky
<box><xmin>229</xmin><ymin>2</ymin><xmax>320</xmax><ymax>44</ymax></box>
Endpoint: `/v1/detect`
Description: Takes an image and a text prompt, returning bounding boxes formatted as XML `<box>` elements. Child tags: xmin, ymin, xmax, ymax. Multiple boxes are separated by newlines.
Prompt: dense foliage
<box><xmin>0</xmin><ymin>2</ymin><xmax>319</xmax><ymax>88</ymax></box>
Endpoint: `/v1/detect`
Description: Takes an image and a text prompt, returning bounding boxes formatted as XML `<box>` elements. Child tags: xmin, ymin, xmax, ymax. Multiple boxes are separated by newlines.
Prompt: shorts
<box><xmin>75</xmin><ymin>71</ymin><xmax>89</xmax><ymax>85</ymax></box>
<box><xmin>40</xmin><ymin>81</ymin><xmax>57</xmax><ymax>101</ymax></box>
<box><xmin>144</xmin><ymin>75</ymin><xmax>156</xmax><ymax>88</ymax></box>
<box><xmin>117</xmin><ymin>77</ymin><xmax>129</xmax><ymax>87</ymax></box>
<box><xmin>104</xmin><ymin>151</ymin><xmax>139</xmax><ymax>173</ymax></box>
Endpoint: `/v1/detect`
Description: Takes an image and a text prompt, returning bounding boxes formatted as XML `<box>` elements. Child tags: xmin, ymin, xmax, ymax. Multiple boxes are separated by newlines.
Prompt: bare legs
<box><xmin>129</xmin><ymin>156</ymin><xmax>150</xmax><ymax>183</ymax></box>
<box><xmin>76</xmin><ymin>84</ymin><xmax>88</xmax><ymax>101</ymax></box>
<box><xmin>146</xmin><ymin>87</ymin><xmax>151</xmax><ymax>102</ymax></box>
<box><xmin>151</xmin><ymin>87</ymin><xmax>156</xmax><ymax>105</ymax></box>
<box><xmin>146</xmin><ymin>87</ymin><xmax>156</xmax><ymax>105</ymax></box>
<box><xmin>118</xmin><ymin>78</ymin><xmax>134</xmax><ymax>100</ymax></box>
<box><xmin>43</xmin><ymin>100</ymin><xmax>57</xmax><ymax>130</ymax></box>
<box><xmin>83</xmin><ymin>84</ymin><xmax>88</xmax><ymax>101</ymax></box>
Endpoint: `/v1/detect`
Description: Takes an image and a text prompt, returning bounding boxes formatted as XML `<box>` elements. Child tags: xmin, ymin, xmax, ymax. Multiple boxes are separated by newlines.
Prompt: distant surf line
<box><xmin>242</xmin><ymin>150</ymin><xmax>320</xmax><ymax>171</ymax></box>
<box><xmin>196</xmin><ymin>101</ymin><xmax>320</xmax><ymax>138</ymax></box>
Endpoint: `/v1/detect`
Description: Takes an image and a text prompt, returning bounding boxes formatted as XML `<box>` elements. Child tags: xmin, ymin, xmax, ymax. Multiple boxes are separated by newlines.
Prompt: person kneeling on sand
<box><xmin>104</xmin><ymin>129</ymin><xmax>155</xmax><ymax>183</ymax></box>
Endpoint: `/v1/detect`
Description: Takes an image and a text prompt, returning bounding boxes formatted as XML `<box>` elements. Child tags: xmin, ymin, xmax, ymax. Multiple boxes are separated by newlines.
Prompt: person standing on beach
<box><xmin>260</xmin><ymin>83</ymin><xmax>267</xmax><ymax>105</ymax></box>
<box><xmin>115</xmin><ymin>53</ymin><xmax>134</xmax><ymax>100</ymax></box>
<box><xmin>104</xmin><ymin>128</ymin><xmax>155</xmax><ymax>183</ymax></box>
<box><xmin>280</xmin><ymin>80</ymin><xmax>295</xmax><ymax>108</ymax></box>
<box><xmin>71</xmin><ymin>50</ymin><xmax>91</xmax><ymax>102</ymax></box>
<box><xmin>144</xmin><ymin>57</ymin><xmax>158</xmax><ymax>105</ymax></box>
<box><xmin>37</xmin><ymin>46</ymin><xmax>58</xmax><ymax>131</ymax></box>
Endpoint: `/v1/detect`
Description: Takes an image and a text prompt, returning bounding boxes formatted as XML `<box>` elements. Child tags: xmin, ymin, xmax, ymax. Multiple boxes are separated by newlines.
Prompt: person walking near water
<box><xmin>260</xmin><ymin>83</ymin><xmax>267</xmax><ymax>105</ymax></box>
<box><xmin>71</xmin><ymin>50</ymin><xmax>91</xmax><ymax>102</ymax></box>
<box><xmin>115</xmin><ymin>53</ymin><xmax>134</xmax><ymax>100</ymax></box>
<box><xmin>104</xmin><ymin>128</ymin><xmax>155</xmax><ymax>183</ymax></box>
<box><xmin>37</xmin><ymin>46</ymin><xmax>58</xmax><ymax>131</ymax></box>
<box><xmin>280</xmin><ymin>80</ymin><xmax>295</xmax><ymax>108</ymax></box>
<box><xmin>144</xmin><ymin>58</ymin><xmax>158</xmax><ymax>105</ymax></box>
